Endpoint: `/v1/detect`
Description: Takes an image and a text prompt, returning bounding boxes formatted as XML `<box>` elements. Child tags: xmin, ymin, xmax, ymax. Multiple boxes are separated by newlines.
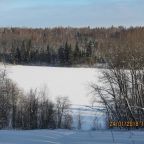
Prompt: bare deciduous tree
<box><xmin>91</xmin><ymin>64</ymin><xmax>144</xmax><ymax>128</ymax></box>
<box><xmin>56</xmin><ymin>96</ymin><xmax>72</xmax><ymax>129</ymax></box>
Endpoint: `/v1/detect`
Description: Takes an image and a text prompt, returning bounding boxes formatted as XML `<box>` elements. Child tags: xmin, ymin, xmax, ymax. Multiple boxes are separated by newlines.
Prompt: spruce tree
<box><xmin>74</xmin><ymin>42</ymin><xmax>81</xmax><ymax>64</ymax></box>
<box><xmin>64</xmin><ymin>42</ymin><xmax>73</xmax><ymax>65</ymax></box>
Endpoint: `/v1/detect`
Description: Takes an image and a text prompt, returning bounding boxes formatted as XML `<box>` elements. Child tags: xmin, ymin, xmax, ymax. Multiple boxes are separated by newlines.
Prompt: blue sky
<box><xmin>0</xmin><ymin>0</ymin><xmax>144</xmax><ymax>28</ymax></box>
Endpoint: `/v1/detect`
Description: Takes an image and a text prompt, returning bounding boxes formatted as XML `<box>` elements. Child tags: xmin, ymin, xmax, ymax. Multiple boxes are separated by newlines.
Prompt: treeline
<box><xmin>6</xmin><ymin>40</ymin><xmax>97</xmax><ymax>66</ymax></box>
<box><xmin>1</xmin><ymin>26</ymin><xmax>144</xmax><ymax>67</ymax></box>
<box><xmin>0</xmin><ymin>70</ymin><xmax>72</xmax><ymax>129</ymax></box>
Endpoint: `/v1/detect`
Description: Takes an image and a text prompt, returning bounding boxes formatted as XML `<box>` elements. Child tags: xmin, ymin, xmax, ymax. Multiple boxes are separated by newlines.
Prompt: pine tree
<box><xmin>46</xmin><ymin>45</ymin><xmax>51</xmax><ymax>64</ymax></box>
<box><xmin>86</xmin><ymin>41</ymin><xmax>93</xmax><ymax>57</ymax></box>
<box><xmin>74</xmin><ymin>42</ymin><xmax>81</xmax><ymax>63</ymax></box>
<box><xmin>64</xmin><ymin>42</ymin><xmax>73</xmax><ymax>65</ymax></box>
<box><xmin>58</xmin><ymin>46</ymin><xmax>65</xmax><ymax>65</ymax></box>
<box><xmin>15</xmin><ymin>47</ymin><xmax>21</xmax><ymax>63</ymax></box>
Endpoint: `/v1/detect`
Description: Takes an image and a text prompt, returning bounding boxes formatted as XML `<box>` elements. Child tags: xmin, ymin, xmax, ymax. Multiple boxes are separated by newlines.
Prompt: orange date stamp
<box><xmin>109</xmin><ymin>121</ymin><xmax>144</xmax><ymax>127</ymax></box>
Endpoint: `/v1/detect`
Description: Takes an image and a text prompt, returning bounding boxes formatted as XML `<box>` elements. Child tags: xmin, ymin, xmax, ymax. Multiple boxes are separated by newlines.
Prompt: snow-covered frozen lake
<box><xmin>5</xmin><ymin>65</ymin><xmax>102</xmax><ymax>106</ymax></box>
<box><xmin>0</xmin><ymin>129</ymin><xmax>144</xmax><ymax>144</ymax></box>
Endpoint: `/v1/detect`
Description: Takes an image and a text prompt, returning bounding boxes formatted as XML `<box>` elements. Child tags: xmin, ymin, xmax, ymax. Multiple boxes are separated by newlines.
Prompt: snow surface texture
<box><xmin>0</xmin><ymin>129</ymin><xmax>144</xmax><ymax>144</ymax></box>
<box><xmin>6</xmin><ymin>65</ymin><xmax>102</xmax><ymax>106</ymax></box>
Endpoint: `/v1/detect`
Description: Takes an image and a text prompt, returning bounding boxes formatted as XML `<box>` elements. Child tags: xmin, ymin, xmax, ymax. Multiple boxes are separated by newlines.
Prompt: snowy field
<box><xmin>5</xmin><ymin>65</ymin><xmax>102</xmax><ymax>106</ymax></box>
<box><xmin>0</xmin><ymin>129</ymin><xmax>144</xmax><ymax>144</ymax></box>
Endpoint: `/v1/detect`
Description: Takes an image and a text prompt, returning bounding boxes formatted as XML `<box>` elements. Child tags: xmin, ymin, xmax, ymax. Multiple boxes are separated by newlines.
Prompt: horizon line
<box><xmin>0</xmin><ymin>25</ymin><xmax>144</xmax><ymax>29</ymax></box>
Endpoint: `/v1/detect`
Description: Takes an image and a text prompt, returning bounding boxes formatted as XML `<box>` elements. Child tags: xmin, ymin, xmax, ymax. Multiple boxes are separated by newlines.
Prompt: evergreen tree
<box><xmin>74</xmin><ymin>42</ymin><xmax>81</xmax><ymax>63</ymax></box>
<box><xmin>58</xmin><ymin>46</ymin><xmax>65</xmax><ymax>65</ymax></box>
<box><xmin>15</xmin><ymin>47</ymin><xmax>21</xmax><ymax>63</ymax></box>
<box><xmin>20</xmin><ymin>40</ymin><xmax>27</xmax><ymax>63</ymax></box>
<box><xmin>86</xmin><ymin>41</ymin><xmax>93</xmax><ymax>57</ymax></box>
<box><xmin>49</xmin><ymin>49</ymin><xmax>57</xmax><ymax>65</ymax></box>
<box><xmin>46</xmin><ymin>45</ymin><xmax>51</xmax><ymax>64</ymax></box>
<box><xmin>64</xmin><ymin>42</ymin><xmax>73</xmax><ymax>65</ymax></box>
<box><xmin>26</xmin><ymin>39</ymin><xmax>32</xmax><ymax>62</ymax></box>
